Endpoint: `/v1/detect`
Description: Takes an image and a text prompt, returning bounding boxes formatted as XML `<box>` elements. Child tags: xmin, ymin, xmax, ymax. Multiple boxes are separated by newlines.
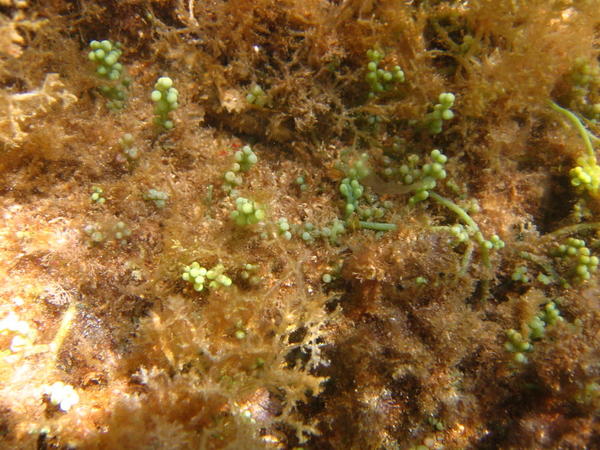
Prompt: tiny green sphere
<box><xmin>440</xmin><ymin>92</ymin><xmax>455</xmax><ymax>104</ymax></box>
<box><xmin>157</xmin><ymin>76</ymin><xmax>173</xmax><ymax>89</ymax></box>
<box><xmin>225</xmin><ymin>171</ymin><xmax>236</xmax><ymax>183</ymax></box>
<box><xmin>91</xmin><ymin>231</ymin><xmax>104</xmax><ymax>243</ymax></box>
<box><xmin>104</xmin><ymin>53</ymin><xmax>118</xmax><ymax>66</ymax></box>
<box><xmin>218</xmin><ymin>275</ymin><xmax>232</xmax><ymax>287</ymax></box>
<box><xmin>100</xmin><ymin>40</ymin><xmax>112</xmax><ymax>52</ymax></box>
<box><xmin>234</xmin><ymin>330</ymin><xmax>246</xmax><ymax>340</ymax></box>
<box><xmin>121</xmin><ymin>133</ymin><xmax>134</xmax><ymax>145</ymax></box>
<box><xmin>166</xmin><ymin>91</ymin><xmax>178</xmax><ymax>104</ymax></box>
<box><xmin>151</xmin><ymin>90</ymin><xmax>162</xmax><ymax>102</ymax></box>
<box><xmin>514</xmin><ymin>352</ymin><xmax>528</xmax><ymax>364</ymax></box>
<box><xmin>577</xmin><ymin>265</ymin><xmax>589</xmax><ymax>277</ymax></box>
<box><xmin>241</xmin><ymin>202</ymin><xmax>253</xmax><ymax>214</ymax></box>
<box><xmin>254</xmin><ymin>209</ymin><xmax>265</xmax><ymax>221</ymax></box>
<box><xmin>366</xmin><ymin>72</ymin><xmax>377</xmax><ymax>83</ymax></box>
<box><xmin>414</xmin><ymin>190</ymin><xmax>429</xmax><ymax>202</ymax></box>
<box><xmin>415</xmin><ymin>276</ymin><xmax>428</xmax><ymax>285</ymax></box>
<box><xmin>442</xmin><ymin>109</ymin><xmax>455</xmax><ymax>120</ymax></box>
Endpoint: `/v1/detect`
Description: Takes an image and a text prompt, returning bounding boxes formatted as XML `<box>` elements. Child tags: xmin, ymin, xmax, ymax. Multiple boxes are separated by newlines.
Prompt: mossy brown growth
<box><xmin>1</xmin><ymin>0</ymin><xmax>600</xmax><ymax>448</ymax></box>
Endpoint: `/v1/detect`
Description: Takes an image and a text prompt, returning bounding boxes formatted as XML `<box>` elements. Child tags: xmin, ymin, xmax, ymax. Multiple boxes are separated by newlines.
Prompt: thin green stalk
<box><xmin>550</xmin><ymin>101</ymin><xmax>595</xmax><ymax>158</ymax></box>
<box><xmin>429</xmin><ymin>191</ymin><xmax>490</xmax><ymax>268</ymax></box>
<box><xmin>518</xmin><ymin>251</ymin><xmax>560</xmax><ymax>282</ymax></box>
<box><xmin>359</xmin><ymin>221</ymin><xmax>397</xmax><ymax>231</ymax></box>
<box><xmin>459</xmin><ymin>241</ymin><xmax>474</xmax><ymax>277</ymax></box>
<box><xmin>542</xmin><ymin>222</ymin><xmax>600</xmax><ymax>241</ymax></box>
